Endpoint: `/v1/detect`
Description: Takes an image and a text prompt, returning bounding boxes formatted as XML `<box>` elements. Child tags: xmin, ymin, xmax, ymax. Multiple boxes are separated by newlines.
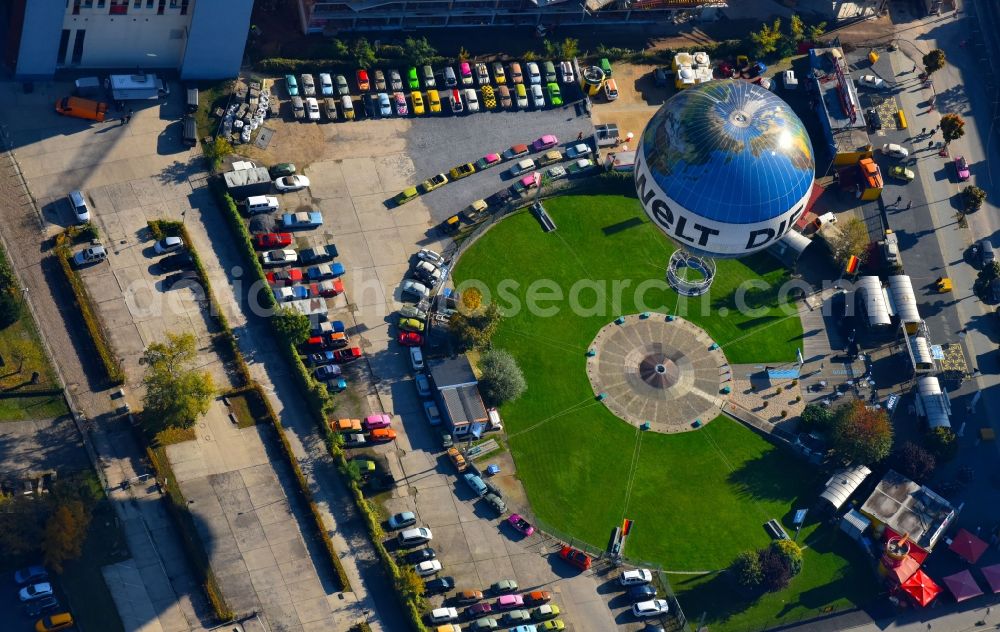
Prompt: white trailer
<box><xmin>106</xmin><ymin>74</ymin><xmax>169</xmax><ymax>101</ymax></box>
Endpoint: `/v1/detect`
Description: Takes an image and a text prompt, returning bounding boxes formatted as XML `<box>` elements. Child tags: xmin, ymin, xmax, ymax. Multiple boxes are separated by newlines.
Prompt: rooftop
<box><xmin>860</xmin><ymin>470</ymin><xmax>956</xmax><ymax>550</ymax></box>
<box><xmin>809</xmin><ymin>47</ymin><xmax>872</xmax><ymax>155</ymax></box>
<box><xmin>430</xmin><ymin>355</ymin><xmax>478</xmax><ymax>390</ymax></box>
<box><xmin>441</xmin><ymin>385</ymin><xmax>488</xmax><ymax>428</ymax></box>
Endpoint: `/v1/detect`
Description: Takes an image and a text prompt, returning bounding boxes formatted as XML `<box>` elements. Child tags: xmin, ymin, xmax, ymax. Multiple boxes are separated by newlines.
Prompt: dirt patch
<box><xmin>234</xmin><ymin>116</ymin><xmax>330</xmax><ymax>171</ymax></box>
<box><xmin>591</xmin><ymin>62</ymin><xmax>672</xmax><ymax>142</ymax></box>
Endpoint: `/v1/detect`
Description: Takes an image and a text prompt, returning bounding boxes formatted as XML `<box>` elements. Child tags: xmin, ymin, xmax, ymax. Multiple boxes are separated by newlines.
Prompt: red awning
<box><xmin>943</xmin><ymin>570</ymin><xmax>984</xmax><ymax>602</ymax></box>
<box><xmin>900</xmin><ymin>570</ymin><xmax>941</xmax><ymax>607</ymax></box>
<box><xmin>888</xmin><ymin>554</ymin><xmax>921</xmax><ymax>584</ymax></box>
<box><xmin>980</xmin><ymin>564</ymin><xmax>1000</xmax><ymax>593</ymax></box>
<box><xmin>950</xmin><ymin>529</ymin><xmax>988</xmax><ymax>564</ymax></box>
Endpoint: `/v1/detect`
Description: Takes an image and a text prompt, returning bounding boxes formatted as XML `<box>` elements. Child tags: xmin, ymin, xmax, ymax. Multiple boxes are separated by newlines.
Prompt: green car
<box><xmin>546</xmin><ymin>83</ymin><xmax>562</xmax><ymax>106</ymax></box>
<box><xmin>448</xmin><ymin>163</ymin><xmax>476</xmax><ymax>180</ymax></box>
<box><xmin>890</xmin><ymin>165</ymin><xmax>915</xmax><ymax>182</ymax></box>
<box><xmin>269</xmin><ymin>162</ymin><xmax>296</xmax><ymax>178</ymax></box>
<box><xmin>395</xmin><ymin>186</ymin><xmax>419</xmax><ymax>205</ymax></box>
<box><xmin>540</xmin><ymin>621</ymin><xmax>566</xmax><ymax>631</ymax></box>
<box><xmin>399</xmin><ymin>317</ymin><xmax>425</xmax><ymax>333</ymax></box>
<box><xmin>407</xmin><ymin>67</ymin><xmax>420</xmax><ymax>90</ymax></box>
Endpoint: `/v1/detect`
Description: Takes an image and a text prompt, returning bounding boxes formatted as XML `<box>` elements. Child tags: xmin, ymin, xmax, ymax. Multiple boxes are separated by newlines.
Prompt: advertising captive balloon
<box><xmin>635</xmin><ymin>79</ymin><xmax>815</xmax><ymax>259</ymax></box>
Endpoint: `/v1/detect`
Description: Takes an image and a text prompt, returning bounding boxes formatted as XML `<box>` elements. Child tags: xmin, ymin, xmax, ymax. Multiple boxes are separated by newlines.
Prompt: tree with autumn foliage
<box><xmin>830</xmin><ymin>400</ymin><xmax>893</xmax><ymax>465</ymax></box>
<box><xmin>42</xmin><ymin>500</ymin><xmax>92</xmax><ymax>573</ymax></box>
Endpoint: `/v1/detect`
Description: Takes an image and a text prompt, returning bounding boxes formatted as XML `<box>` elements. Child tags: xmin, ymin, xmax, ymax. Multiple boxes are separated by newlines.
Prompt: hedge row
<box><xmin>144</xmin><ymin>444</ymin><xmax>233</xmax><ymax>621</ymax></box>
<box><xmin>148</xmin><ymin>220</ymin><xmax>250</xmax><ymax>386</ymax></box>
<box><xmin>53</xmin><ymin>230</ymin><xmax>125</xmax><ymax>385</ymax></box>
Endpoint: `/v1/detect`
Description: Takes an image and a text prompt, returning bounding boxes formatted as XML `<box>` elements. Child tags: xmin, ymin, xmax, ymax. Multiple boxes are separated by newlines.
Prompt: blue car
<box><xmin>306</xmin><ymin>262</ymin><xmax>345</xmax><ymax>281</ymax></box>
<box><xmin>310</xmin><ymin>350</ymin><xmax>337</xmax><ymax>365</ymax></box>
<box><xmin>285</xmin><ymin>74</ymin><xmax>299</xmax><ymax>96</ymax></box>
<box><xmin>281</xmin><ymin>211</ymin><xmax>324</xmax><ymax>230</ymax></box>
<box><xmin>328</xmin><ymin>378</ymin><xmax>348</xmax><ymax>392</ymax></box>
<box><xmin>290</xmin><ymin>285</ymin><xmax>310</xmax><ymax>300</ymax></box>
<box><xmin>300</xmin><ymin>244</ymin><xmax>339</xmax><ymax>264</ymax></box>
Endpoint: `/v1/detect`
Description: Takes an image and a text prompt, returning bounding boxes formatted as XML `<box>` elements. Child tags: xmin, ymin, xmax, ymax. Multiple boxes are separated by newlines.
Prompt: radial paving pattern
<box><xmin>586</xmin><ymin>314</ymin><xmax>728</xmax><ymax>432</ymax></box>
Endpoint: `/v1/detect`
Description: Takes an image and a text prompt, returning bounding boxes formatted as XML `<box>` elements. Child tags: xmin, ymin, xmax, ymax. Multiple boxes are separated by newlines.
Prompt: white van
<box><xmin>398</xmin><ymin>527</ymin><xmax>433</xmax><ymax>547</ymax></box>
<box><xmin>604</xmin><ymin>79</ymin><xmax>619</xmax><ymax>101</ymax></box>
<box><xmin>341</xmin><ymin>95</ymin><xmax>355</xmax><ymax>120</ymax></box>
<box><xmin>245</xmin><ymin>195</ymin><xmax>279</xmax><ymax>215</ymax></box>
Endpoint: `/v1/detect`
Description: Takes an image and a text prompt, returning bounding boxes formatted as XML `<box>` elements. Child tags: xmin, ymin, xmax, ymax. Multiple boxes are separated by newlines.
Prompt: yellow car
<box><xmin>492</xmin><ymin>62</ymin><xmax>507</xmax><ymax>84</ymax></box>
<box><xmin>36</xmin><ymin>614</ymin><xmax>75</xmax><ymax>632</ymax></box>
<box><xmin>481</xmin><ymin>85</ymin><xmax>497</xmax><ymax>110</ymax></box>
<box><xmin>421</xmin><ymin>173</ymin><xmax>448</xmax><ymax>193</ymax></box>
<box><xmin>427</xmin><ymin>89</ymin><xmax>442</xmax><ymax>113</ymax></box>
<box><xmin>395</xmin><ymin>187</ymin><xmax>419</xmax><ymax>205</ymax></box>
<box><xmin>448</xmin><ymin>163</ymin><xmax>476</xmax><ymax>180</ymax></box>
<box><xmin>411</xmin><ymin>91</ymin><xmax>425</xmax><ymax>115</ymax></box>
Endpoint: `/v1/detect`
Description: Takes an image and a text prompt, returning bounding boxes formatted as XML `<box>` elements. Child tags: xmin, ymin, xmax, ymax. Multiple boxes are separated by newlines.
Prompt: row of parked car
<box><xmin>12</xmin><ymin>565</ymin><xmax>75</xmax><ymax>631</ymax></box>
<box><xmin>286</xmin><ymin>60</ymin><xmax>578</xmax><ymax>122</ymax></box>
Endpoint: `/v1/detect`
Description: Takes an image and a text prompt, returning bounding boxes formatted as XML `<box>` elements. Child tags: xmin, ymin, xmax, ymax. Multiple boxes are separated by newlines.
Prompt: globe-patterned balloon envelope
<box><xmin>635</xmin><ymin>79</ymin><xmax>815</xmax><ymax>259</ymax></box>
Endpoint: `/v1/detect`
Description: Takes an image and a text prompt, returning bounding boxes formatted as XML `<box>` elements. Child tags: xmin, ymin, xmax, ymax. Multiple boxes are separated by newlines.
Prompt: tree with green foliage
<box><xmin>963</xmin><ymin>185</ymin><xmax>987</xmax><ymax>213</ymax></box>
<box><xmin>923</xmin><ymin>49</ymin><xmax>946</xmax><ymax>76</ymax></box>
<box><xmin>458</xmin><ymin>46</ymin><xmax>470</xmax><ymax>62</ymax></box>
<box><xmin>0</xmin><ymin>287</ymin><xmax>21</xmax><ymax>328</ymax></box>
<box><xmin>750</xmin><ymin>18</ymin><xmax>783</xmax><ymax>58</ymax></box>
<box><xmin>789</xmin><ymin>15</ymin><xmax>805</xmax><ymax>43</ymax></box>
<box><xmin>142</xmin><ymin>332</ymin><xmax>216</xmax><ymax>430</ymax></box>
<box><xmin>0</xmin><ymin>495</ymin><xmax>46</xmax><ymax>557</ymax></box>
<box><xmin>561</xmin><ymin>37</ymin><xmax>580</xmax><ymax>60</ymax></box>
<box><xmin>542</xmin><ymin>39</ymin><xmax>560</xmax><ymax>60</ymax></box>
<box><xmin>974</xmin><ymin>260</ymin><xmax>1000</xmax><ymax>300</ymax></box>
<box><xmin>827</xmin><ymin>216</ymin><xmax>871</xmax><ymax>266</ymax></box>
<box><xmin>331</xmin><ymin>38</ymin><xmax>350</xmax><ymax>61</ymax></box>
<box><xmin>730</xmin><ymin>550</ymin><xmax>763</xmax><ymax>588</ymax></box>
<box><xmin>42</xmin><ymin>500</ymin><xmax>91</xmax><ymax>573</ymax></box>
<box><xmin>924</xmin><ymin>426</ymin><xmax>958</xmax><ymax>461</ymax></box>
<box><xmin>830</xmin><ymin>400</ymin><xmax>892</xmax><ymax>465</ymax></box>
<box><xmin>479</xmin><ymin>349</ymin><xmax>526</xmax><ymax>406</ymax></box>
<box><xmin>450</xmin><ymin>301</ymin><xmax>502</xmax><ymax>351</ymax></box>
<box><xmin>807</xmin><ymin>21</ymin><xmax>827</xmax><ymax>42</ymax></box>
<box><xmin>273</xmin><ymin>306</ymin><xmax>311</xmax><ymax>345</ymax></box>
<box><xmin>352</xmin><ymin>38</ymin><xmax>377</xmax><ymax>69</ymax></box>
<box><xmin>404</xmin><ymin>36</ymin><xmax>437</xmax><ymax>66</ymax></box>
<box><xmin>940</xmin><ymin>113</ymin><xmax>965</xmax><ymax>145</ymax></box>
<box><xmin>799</xmin><ymin>403</ymin><xmax>835</xmax><ymax>433</ymax></box>
<box><xmin>395</xmin><ymin>564</ymin><xmax>426</xmax><ymax>606</ymax></box>
<box><xmin>770</xmin><ymin>540</ymin><xmax>803</xmax><ymax>577</ymax></box>
<box><xmin>891</xmin><ymin>441</ymin><xmax>936</xmax><ymax>483</ymax></box>
<box><xmin>204</xmin><ymin>136</ymin><xmax>232</xmax><ymax>171</ymax></box>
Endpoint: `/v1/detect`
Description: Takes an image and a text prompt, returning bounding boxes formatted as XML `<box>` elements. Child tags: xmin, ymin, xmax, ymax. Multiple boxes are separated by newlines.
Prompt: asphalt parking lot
<box><xmin>0</xmin><ymin>571</ymin><xmax>66</xmax><ymax>632</ymax></box>
<box><xmin>0</xmin><ymin>417</ymin><xmax>89</xmax><ymax>485</ymax></box>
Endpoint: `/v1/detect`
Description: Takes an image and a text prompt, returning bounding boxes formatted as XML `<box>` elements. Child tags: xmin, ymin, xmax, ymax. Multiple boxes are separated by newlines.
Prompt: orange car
<box><xmin>370</xmin><ymin>428</ymin><xmax>397</xmax><ymax>442</ymax></box>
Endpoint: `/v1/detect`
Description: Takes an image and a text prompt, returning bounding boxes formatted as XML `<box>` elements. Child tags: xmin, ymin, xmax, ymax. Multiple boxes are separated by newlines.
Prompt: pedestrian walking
<box><xmin>906</xmin><ymin>200</ymin><xmax>913</xmax><ymax>210</ymax></box>
<box><xmin>921</xmin><ymin>127</ymin><xmax>927</xmax><ymax>135</ymax></box>
<box><xmin>576</xmin><ymin>131</ymin><xmax>584</xmax><ymax>141</ymax></box>
<box><xmin>895</xmin><ymin>195</ymin><xmax>902</xmax><ymax>204</ymax></box>
<box><xmin>912</xmin><ymin>64</ymin><xmax>917</xmax><ymax>73</ymax></box>
<box><xmin>928</xmin><ymin>140</ymin><xmax>934</xmax><ymax>149</ymax></box>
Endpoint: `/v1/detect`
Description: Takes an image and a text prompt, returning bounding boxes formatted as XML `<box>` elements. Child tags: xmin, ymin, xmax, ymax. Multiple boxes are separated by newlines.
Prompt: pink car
<box><xmin>507</xmin><ymin>514</ymin><xmax>535</xmax><ymax>536</ymax></box>
<box><xmin>954</xmin><ymin>155</ymin><xmax>970</xmax><ymax>181</ymax></box>
<box><xmin>363</xmin><ymin>413</ymin><xmax>391</xmax><ymax>430</ymax></box>
<box><xmin>460</xmin><ymin>62</ymin><xmax>473</xmax><ymax>85</ymax></box>
<box><xmin>496</xmin><ymin>594</ymin><xmax>524</xmax><ymax>609</ymax></box>
<box><xmin>513</xmin><ymin>174</ymin><xmax>539</xmax><ymax>192</ymax></box>
<box><xmin>531</xmin><ymin>135</ymin><xmax>559</xmax><ymax>151</ymax></box>
<box><xmin>476</xmin><ymin>153</ymin><xmax>502</xmax><ymax>170</ymax></box>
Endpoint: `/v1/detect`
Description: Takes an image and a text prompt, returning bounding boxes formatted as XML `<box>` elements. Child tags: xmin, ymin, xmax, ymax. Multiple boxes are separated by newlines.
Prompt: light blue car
<box><xmin>285</xmin><ymin>74</ymin><xmax>299</xmax><ymax>97</ymax></box>
<box><xmin>281</xmin><ymin>211</ymin><xmax>323</xmax><ymax>230</ymax></box>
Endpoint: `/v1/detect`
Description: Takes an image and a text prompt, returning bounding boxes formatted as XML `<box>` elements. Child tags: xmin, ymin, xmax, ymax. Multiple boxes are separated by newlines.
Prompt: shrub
<box><xmin>759</xmin><ymin>546</ymin><xmax>792</xmax><ymax>591</ymax></box>
<box><xmin>963</xmin><ymin>185</ymin><xmax>987</xmax><ymax>213</ymax></box>
<box><xmin>924</xmin><ymin>426</ymin><xmax>958</xmax><ymax>461</ymax></box>
<box><xmin>800</xmin><ymin>403</ymin><xmax>834</xmax><ymax>432</ymax></box>
<box><xmin>479</xmin><ymin>349</ymin><xmax>527</xmax><ymax>406</ymax></box>
<box><xmin>770</xmin><ymin>540</ymin><xmax>803</xmax><ymax>577</ymax></box>
<box><xmin>730</xmin><ymin>550</ymin><xmax>763</xmax><ymax>588</ymax></box>
<box><xmin>891</xmin><ymin>441</ymin><xmax>936</xmax><ymax>482</ymax></box>
<box><xmin>0</xmin><ymin>288</ymin><xmax>21</xmax><ymax>328</ymax></box>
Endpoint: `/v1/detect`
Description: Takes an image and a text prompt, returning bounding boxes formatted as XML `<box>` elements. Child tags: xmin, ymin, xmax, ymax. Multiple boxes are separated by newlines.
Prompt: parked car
<box><xmin>399</xmin><ymin>317</ymin><xmax>425</xmax><ymax>333</ymax></box>
<box><xmin>422</xmin><ymin>173</ymin><xmax>449</xmax><ymax>192</ymax></box>
<box><xmin>318</xmin><ymin>73</ymin><xmax>334</xmax><ymax>96</ymax></box>
<box><xmin>67</xmin><ymin>190</ymin><xmax>90</xmax><ymax>223</ymax></box>
<box><xmin>476</xmin><ymin>153</ymin><xmax>502</xmax><ymax>170</ymax></box>
<box><xmin>481</xmin><ymin>85</ymin><xmax>497</xmax><ymax>110</ymax></box>
<box><xmin>334</xmin><ymin>347</ymin><xmax>362</xmax><ymax>362</ymax></box>
<box><xmin>567</xmin><ymin>158</ymin><xmax>594</xmax><ymax>174</ymax></box>
<box><xmin>417</xmin><ymin>248</ymin><xmax>446</xmax><ymax>266</ymax></box>
<box><xmin>356</xmin><ymin>69</ymin><xmax>370</xmax><ymax>91</ymax></box>
<box><xmin>25</xmin><ymin>595</ymin><xmax>61</xmax><ymax>618</ymax></box>
<box><xmin>447</xmin><ymin>446</ymin><xmax>467</xmax><ymax>471</ymax></box>
<box><xmin>394</xmin><ymin>91</ymin><xmax>409</xmax><ymax>116</ymax></box>
<box><xmin>858</xmin><ymin>74</ymin><xmax>885</xmax><ymax>89</ymax></box>
<box><xmin>291</xmin><ymin>95</ymin><xmax>305</xmax><ymax>119</ymax></box>
<box><xmin>628</xmin><ymin>584</ymin><xmax>658</xmax><ymax>603</ymax></box>
<box><xmin>260</xmin><ymin>249</ymin><xmax>297</xmax><ymax>266</ymax></box>
<box><xmin>496</xmin><ymin>594</ymin><xmax>524</xmax><ymax>610</ymax></box>
<box><xmin>458</xmin><ymin>589</ymin><xmax>484</xmax><ymax>604</ymax></box>
<box><xmin>955</xmin><ymin>155</ymin><xmax>970</xmax><ymax>180</ymax></box>
<box><xmin>449</xmin><ymin>89</ymin><xmax>464</xmax><ymax>113</ymax></box>
<box><xmin>153</xmin><ymin>236</ymin><xmax>183</xmax><ymax>254</ymax></box>
<box><xmin>421</xmin><ymin>65</ymin><xmax>436</xmax><ymax>88</ymax></box>
<box><xmin>157</xmin><ymin>251</ymin><xmax>193</xmax><ymax>272</ymax></box>
<box><xmin>559</xmin><ymin>61</ymin><xmax>575</xmax><ymax>83</ymax></box>
<box><xmin>530</xmin><ymin>84</ymin><xmax>545</xmax><ymax>108</ymax></box>
<box><xmin>475</xmin><ymin>62</ymin><xmax>490</xmax><ymax>85</ymax></box>
<box><xmin>315</xmin><ymin>364</ymin><xmax>343</xmax><ymax>381</ymax></box>
<box><xmin>503</xmin><ymin>144</ymin><xmax>530</xmax><ymax>160</ymax></box>
<box><xmin>266</xmin><ymin>269</ymin><xmax>303</xmax><ymax>286</ymax></box>
<box><xmin>509</xmin><ymin>62</ymin><xmax>523</xmax><ymax>84</ymax></box>
<box><xmin>306</xmin><ymin>262</ymin><xmax>345</xmax><ymax>280</ymax></box>
<box><xmin>397</xmin><ymin>331</ymin><xmax>423</xmax><ymax>349</ymax></box>
<box><xmin>507</xmin><ymin>514</ymin><xmax>535</xmax><ymax>536</ymax></box>
<box><xmin>510</xmin><ymin>158</ymin><xmax>536</xmax><ymax>177</ymax></box>
<box><xmin>559</xmin><ymin>545</ymin><xmax>592</xmax><ymax>570</ymax></box>
<box><xmin>443</xmin><ymin>66</ymin><xmax>458</xmax><ymax>87</ymax></box>
<box><xmin>460</xmin><ymin>62</ymin><xmax>473</xmax><ymax>85</ymax></box>
<box><xmin>285</xmin><ymin>74</ymin><xmax>299</xmax><ymax>96</ymax></box>
<box><xmin>399</xmin><ymin>303</ymin><xmax>428</xmax><ymax>320</ymax></box>
<box><xmin>307</xmin><ymin>97</ymin><xmax>322</xmax><ymax>120</ymax></box>
<box><xmin>14</xmin><ymin>566</ymin><xmax>48</xmax><ymax>586</ymax></box>
<box><xmin>464</xmin><ymin>89</ymin><xmax>480</xmax><ymax>112</ymax></box>
<box><xmin>269</xmin><ymin>163</ymin><xmax>296</xmax><ymax>178</ymax></box>
<box><xmin>410</xmin><ymin>346</ymin><xmax>425</xmax><ymax>371</ymax></box>
<box><xmin>632</xmin><ymin>599</ymin><xmax>670</xmax><ymax>617</ymax></box>
<box><xmin>19</xmin><ymin>583</ymin><xmax>53</xmax><ymax>602</ymax></box>
<box><xmin>374</xmin><ymin>70</ymin><xmax>387</xmax><ymax>91</ymax></box>
<box><xmin>566</xmin><ymin>142</ymin><xmax>592</xmax><ymax>159</ymax></box>
<box><xmin>411</xmin><ymin>91</ymin><xmax>425</xmax><ymax>115</ymax></box>
<box><xmin>889</xmin><ymin>165</ymin><xmax>915</xmax><ymax>182</ymax></box>
<box><xmin>540</xmin><ymin>621</ymin><xmax>565</xmax><ymax>631</ymax></box>
<box><xmin>424</xmin><ymin>401</ymin><xmax>443</xmax><ymax>426</ymax></box>
<box><xmin>413</xmin><ymin>260</ymin><xmax>442</xmax><ymax>285</ymax></box>
<box><xmin>468</xmin><ymin>602</ymin><xmax>493</xmax><ymax>618</ymax></box>
<box><xmin>525</xmin><ymin>590</ymin><xmax>550</xmax><ymax>604</ymax></box>
<box><xmin>300</xmin><ymin>73</ymin><xmax>315</xmax><ymax>96</ymax></box>
<box><xmin>538</xmin><ymin>150</ymin><xmax>562</xmax><ymax>166</ymax></box>
<box><xmin>512</xmin><ymin>174</ymin><xmax>539</xmax><ymax>193</ymax></box>
<box><xmin>335</xmin><ymin>74</ymin><xmax>349</xmax><ymax>96</ymax></box>
<box><xmin>274</xmin><ymin>175</ymin><xmax>311</xmax><ymax>191</ymax></box>
<box><xmin>546</xmin><ymin>165</ymin><xmax>567</xmax><ymax>180</ymax></box>
<box><xmin>414</xmin><ymin>373</ymin><xmax>432</xmax><ymax>397</ymax></box>
<box><xmin>427</xmin><ymin>89</ymin><xmax>442</xmax><ymax>113</ymax></box>
<box><xmin>406</xmin><ymin>548</ymin><xmax>436</xmax><ymax>563</ymax></box>
<box><xmin>34</xmin><ymin>613</ymin><xmax>74</xmax><ymax>632</ymax></box>
<box><xmin>449</xmin><ymin>163</ymin><xmax>476</xmax><ymax>180</ymax></box>
<box><xmin>532</xmin><ymin>604</ymin><xmax>560</xmax><ymax>620</ymax></box>
<box><xmin>395</xmin><ymin>187</ymin><xmax>419</xmax><ymax>205</ymax></box>
<box><xmin>504</xmin><ymin>609</ymin><xmax>531</xmax><ymax>624</ymax></box>
<box><xmin>388</xmin><ymin>511</ymin><xmax>417</xmax><ymax>530</ymax></box>
<box><xmin>464</xmin><ymin>472</ymin><xmax>488</xmax><ymax>496</ymax></box>
<box><xmin>484</xmin><ymin>493</ymin><xmax>506</xmax><ymax>514</ymax></box>
<box><xmin>470</xmin><ymin>617</ymin><xmax>499</xmax><ymax>631</ymax></box>
<box><xmin>414</xmin><ymin>560</ymin><xmax>443</xmax><ymax>576</ymax></box>
<box><xmin>621</xmin><ymin>569</ymin><xmax>653</xmax><ymax>585</ymax></box>
<box><xmin>429</xmin><ymin>607</ymin><xmax>459</xmax><ymax>624</ymax></box>
<box><xmin>526</xmin><ymin>62</ymin><xmax>541</xmax><ymax>84</ymax></box>
<box><xmin>377</xmin><ymin>92</ymin><xmax>392</xmax><ymax>117</ymax></box>
<box><xmin>425</xmin><ymin>576</ymin><xmax>455</xmax><ymax>594</ymax></box>
<box><xmin>281</xmin><ymin>211</ymin><xmax>324</xmax><ymax>229</ymax></box>
<box><xmin>370</xmin><ymin>428</ymin><xmax>397</xmax><ymax>442</ymax></box>
<box><xmin>401</xmin><ymin>279</ymin><xmax>429</xmax><ymax>301</ymax></box>
<box><xmin>547</xmin><ymin>83</ymin><xmax>563</xmax><ymax>106</ymax></box>
<box><xmin>492</xmin><ymin>62</ymin><xmax>506</xmax><ymax>84</ymax></box>
<box><xmin>881</xmin><ymin>143</ymin><xmax>909</xmax><ymax>159</ymax></box>
<box><xmin>498</xmin><ymin>85</ymin><xmax>512</xmax><ymax>109</ymax></box>
<box><xmin>389</xmin><ymin>69</ymin><xmax>403</xmax><ymax>91</ymax></box>
<box><xmin>300</xmin><ymin>243</ymin><xmax>338</xmax><ymax>263</ymax></box>
<box><xmin>515</xmin><ymin>84</ymin><xmax>529</xmax><ymax>109</ymax></box>
<box><xmin>531</xmin><ymin>135</ymin><xmax>559</xmax><ymax>151</ymax></box>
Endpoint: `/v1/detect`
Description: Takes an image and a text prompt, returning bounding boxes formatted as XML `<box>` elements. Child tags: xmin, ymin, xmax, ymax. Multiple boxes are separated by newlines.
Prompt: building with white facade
<box><xmin>4</xmin><ymin>0</ymin><xmax>252</xmax><ymax>79</ymax></box>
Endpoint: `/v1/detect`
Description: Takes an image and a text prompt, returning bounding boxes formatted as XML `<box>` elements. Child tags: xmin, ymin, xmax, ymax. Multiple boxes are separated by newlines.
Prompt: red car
<box><xmin>397</xmin><ymin>331</ymin><xmax>423</xmax><ymax>346</ymax></box>
<box><xmin>559</xmin><ymin>545</ymin><xmax>592</xmax><ymax>571</ymax></box>
<box><xmin>308</xmin><ymin>332</ymin><xmax>349</xmax><ymax>350</ymax></box>
<box><xmin>333</xmin><ymin>347</ymin><xmax>362</xmax><ymax>362</ymax></box>
<box><xmin>266</xmin><ymin>269</ymin><xmax>304</xmax><ymax>286</ymax></box>
<box><xmin>357</xmin><ymin>69</ymin><xmax>370</xmax><ymax>91</ymax></box>
<box><xmin>312</xmin><ymin>279</ymin><xmax>344</xmax><ymax>297</ymax></box>
<box><xmin>255</xmin><ymin>232</ymin><xmax>292</xmax><ymax>249</ymax></box>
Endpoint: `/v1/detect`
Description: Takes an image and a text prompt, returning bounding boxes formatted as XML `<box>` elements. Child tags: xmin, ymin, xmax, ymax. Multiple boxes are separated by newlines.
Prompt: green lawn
<box><xmin>452</xmin><ymin>195</ymin><xmax>874</xmax><ymax>629</ymax></box>
<box><xmin>0</xmin><ymin>311</ymin><xmax>68</xmax><ymax>421</ymax></box>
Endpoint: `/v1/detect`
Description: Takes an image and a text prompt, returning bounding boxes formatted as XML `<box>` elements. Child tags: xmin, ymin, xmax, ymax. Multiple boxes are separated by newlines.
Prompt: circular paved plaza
<box><xmin>586</xmin><ymin>314</ymin><xmax>728</xmax><ymax>433</ymax></box>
